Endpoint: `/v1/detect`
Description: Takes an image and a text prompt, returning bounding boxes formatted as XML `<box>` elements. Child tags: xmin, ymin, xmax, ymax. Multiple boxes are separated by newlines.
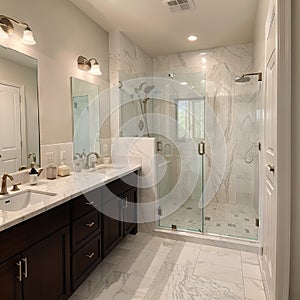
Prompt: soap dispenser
<box><xmin>29</xmin><ymin>163</ymin><xmax>43</xmax><ymax>185</ymax></box>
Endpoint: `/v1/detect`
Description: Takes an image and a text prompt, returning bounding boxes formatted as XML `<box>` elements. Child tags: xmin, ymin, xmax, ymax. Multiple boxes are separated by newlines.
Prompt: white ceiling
<box><xmin>71</xmin><ymin>0</ymin><xmax>258</xmax><ymax>56</ymax></box>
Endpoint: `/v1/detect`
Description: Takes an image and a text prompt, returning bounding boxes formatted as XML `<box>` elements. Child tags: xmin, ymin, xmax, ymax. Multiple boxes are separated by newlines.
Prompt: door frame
<box><xmin>260</xmin><ymin>0</ymin><xmax>291</xmax><ymax>299</ymax></box>
<box><xmin>0</xmin><ymin>81</ymin><xmax>27</xmax><ymax>168</ymax></box>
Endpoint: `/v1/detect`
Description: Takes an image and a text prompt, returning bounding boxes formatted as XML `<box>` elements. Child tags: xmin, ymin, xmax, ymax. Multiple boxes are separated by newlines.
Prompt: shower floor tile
<box><xmin>159</xmin><ymin>197</ymin><xmax>258</xmax><ymax>240</ymax></box>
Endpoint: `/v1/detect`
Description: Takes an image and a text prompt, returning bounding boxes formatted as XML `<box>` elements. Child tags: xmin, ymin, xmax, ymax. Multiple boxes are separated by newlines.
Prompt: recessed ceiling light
<box><xmin>180</xmin><ymin>81</ymin><xmax>188</xmax><ymax>85</ymax></box>
<box><xmin>187</xmin><ymin>34</ymin><xmax>198</xmax><ymax>42</ymax></box>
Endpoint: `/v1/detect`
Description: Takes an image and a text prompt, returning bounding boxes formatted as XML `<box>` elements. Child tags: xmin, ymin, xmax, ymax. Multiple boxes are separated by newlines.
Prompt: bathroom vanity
<box><xmin>0</xmin><ymin>167</ymin><xmax>139</xmax><ymax>300</ymax></box>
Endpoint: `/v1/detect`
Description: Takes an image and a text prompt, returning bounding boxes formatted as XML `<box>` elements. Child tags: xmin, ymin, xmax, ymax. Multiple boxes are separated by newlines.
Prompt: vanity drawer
<box><xmin>72</xmin><ymin>210</ymin><xmax>100</xmax><ymax>250</ymax></box>
<box><xmin>103</xmin><ymin>172</ymin><xmax>137</xmax><ymax>200</ymax></box>
<box><xmin>71</xmin><ymin>188</ymin><xmax>101</xmax><ymax>220</ymax></box>
<box><xmin>71</xmin><ymin>235</ymin><xmax>101</xmax><ymax>290</ymax></box>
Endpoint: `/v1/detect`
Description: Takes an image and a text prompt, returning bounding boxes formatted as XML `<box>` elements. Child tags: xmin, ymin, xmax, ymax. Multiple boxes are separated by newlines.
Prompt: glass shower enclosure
<box><xmin>119</xmin><ymin>70</ymin><xmax>260</xmax><ymax>241</ymax></box>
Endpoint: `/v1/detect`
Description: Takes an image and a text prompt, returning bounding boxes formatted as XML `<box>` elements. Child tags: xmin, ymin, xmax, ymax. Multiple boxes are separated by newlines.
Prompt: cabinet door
<box><xmin>102</xmin><ymin>196</ymin><xmax>123</xmax><ymax>257</ymax></box>
<box><xmin>0</xmin><ymin>255</ymin><xmax>22</xmax><ymax>300</ymax></box>
<box><xmin>22</xmin><ymin>227</ymin><xmax>70</xmax><ymax>300</ymax></box>
<box><xmin>123</xmin><ymin>189</ymin><xmax>137</xmax><ymax>236</ymax></box>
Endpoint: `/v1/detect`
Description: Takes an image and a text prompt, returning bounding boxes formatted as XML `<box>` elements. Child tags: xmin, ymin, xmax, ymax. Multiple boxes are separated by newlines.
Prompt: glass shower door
<box><xmin>158</xmin><ymin>90</ymin><xmax>205</xmax><ymax>233</ymax></box>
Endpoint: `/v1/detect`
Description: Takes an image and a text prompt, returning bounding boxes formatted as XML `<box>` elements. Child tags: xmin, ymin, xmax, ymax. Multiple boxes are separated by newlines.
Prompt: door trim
<box><xmin>259</xmin><ymin>0</ymin><xmax>291</xmax><ymax>299</ymax></box>
<box><xmin>275</xmin><ymin>0</ymin><xmax>291</xmax><ymax>298</ymax></box>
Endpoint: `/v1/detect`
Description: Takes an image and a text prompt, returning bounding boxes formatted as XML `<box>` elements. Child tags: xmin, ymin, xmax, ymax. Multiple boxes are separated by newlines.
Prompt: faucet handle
<box><xmin>11</xmin><ymin>183</ymin><xmax>21</xmax><ymax>192</ymax></box>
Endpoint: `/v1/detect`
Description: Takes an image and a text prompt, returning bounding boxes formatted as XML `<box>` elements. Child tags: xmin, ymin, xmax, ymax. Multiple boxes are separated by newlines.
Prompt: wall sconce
<box><xmin>77</xmin><ymin>56</ymin><xmax>102</xmax><ymax>76</ymax></box>
<box><xmin>0</xmin><ymin>15</ymin><xmax>36</xmax><ymax>45</ymax></box>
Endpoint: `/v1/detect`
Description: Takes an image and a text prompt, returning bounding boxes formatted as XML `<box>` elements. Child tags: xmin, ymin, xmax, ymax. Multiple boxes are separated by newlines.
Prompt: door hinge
<box><xmin>256</xmin><ymin>218</ymin><xmax>260</xmax><ymax>227</ymax></box>
<box><xmin>198</xmin><ymin>141</ymin><xmax>205</xmax><ymax>155</ymax></box>
<box><xmin>258</xmin><ymin>142</ymin><xmax>262</xmax><ymax>151</ymax></box>
<box><xmin>158</xmin><ymin>207</ymin><xmax>162</xmax><ymax>216</ymax></box>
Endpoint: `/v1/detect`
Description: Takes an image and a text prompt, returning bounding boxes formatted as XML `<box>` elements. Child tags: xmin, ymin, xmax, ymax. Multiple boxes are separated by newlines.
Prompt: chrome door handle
<box><xmin>85</xmin><ymin>201</ymin><xmax>94</xmax><ymax>206</ymax></box>
<box><xmin>85</xmin><ymin>252</ymin><xmax>95</xmax><ymax>259</ymax></box>
<box><xmin>266</xmin><ymin>164</ymin><xmax>275</xmax><ymax>173</ymax></box>
<box><xmin>125</xmin><ymin>197</ymin><xmax>128</xmax><ymax>209</ymax></box>
<box><xmin>85</xmin><ymin>222</ymin><xmax>95</xmax><ymax>228</ymax></box>
<box><xmin>22</xmin><ymin>257</ymin><xmax>28</xmax><ymax>278</ymax></box>
<box><xmin>16</xmin><ymin>260</ymin><xmax>22</xmax><ymax>282</ymax></box>
<box><xmin>198</xmin><ymin>142</ymin><xmax>205</xmax><ymax>155</ymax></box>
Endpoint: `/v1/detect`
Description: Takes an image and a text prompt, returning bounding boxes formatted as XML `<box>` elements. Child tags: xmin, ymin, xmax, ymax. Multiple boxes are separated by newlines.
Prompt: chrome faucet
<box><xmin>84</xmin><ymin>152</ymin><xmax>101</xmax><ymax>169</ymax></box>
<box><xmin>0</xmin><ymin>174</ymin><xmax>14</xmax><ymax>195</ymax></box>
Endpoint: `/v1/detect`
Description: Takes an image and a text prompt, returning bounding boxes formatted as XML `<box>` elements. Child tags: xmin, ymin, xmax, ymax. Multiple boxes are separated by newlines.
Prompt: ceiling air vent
<box><xmin>164</xmin><ymin>0</ymin><xmax>196</xmax><ymax>13</ymax></box>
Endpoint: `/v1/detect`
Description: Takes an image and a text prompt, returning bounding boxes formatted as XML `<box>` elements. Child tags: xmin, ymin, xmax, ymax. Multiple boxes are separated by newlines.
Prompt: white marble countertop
<box><xmin>0</xmin><ymin>163</ymin><xmax>141</xmax><ymax>232</ymax></box>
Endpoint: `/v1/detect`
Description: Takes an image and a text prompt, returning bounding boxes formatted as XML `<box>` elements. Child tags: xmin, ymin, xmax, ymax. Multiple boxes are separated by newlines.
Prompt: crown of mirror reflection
<box><xmin>0</xmin><ymin>15</ymin><xmax>36</xmax><ymax>45</ymax></box>
<box><xmin>77</xmin><ymin>56</ymin><xmax>102</xmax><ymax>76</ymax></box>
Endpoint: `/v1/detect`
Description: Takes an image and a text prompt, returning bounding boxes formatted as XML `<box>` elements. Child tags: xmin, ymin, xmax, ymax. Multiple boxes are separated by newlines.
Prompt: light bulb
<box><xmin>89</xmin><ymin>62</ymin><xmax>102</xmax><ymax>76</ymax></box>
<box><xmin>21</xmin><ymin>27</ymin><xmax>36</xmax><ymax>45</ymax></box>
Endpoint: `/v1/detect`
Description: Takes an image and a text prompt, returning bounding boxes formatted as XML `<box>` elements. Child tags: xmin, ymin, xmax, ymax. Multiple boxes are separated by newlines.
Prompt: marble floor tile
<box><xmin>145</xmin><ymin>262</ymin><xmax>244</xmax><ymax>300</ymax></box>
<box><xmin>199</xmin><ymin>246</ymin><xmax>242</xmax><ymax>269</ymax></box>
<box><xmin>242</xmin><ymin>263</ymin><xmax>262</xmax><ymax>280</ymax></box>
<box><xmin>89</xmin><ymin>271</ymin><xmax>153</xmax><ymax>300</ymax></box>
<box><xmin>86</xmin><ymin>262</ymin><xmax>116</xmax><ymax>283</ymax></box>
<box><xmin>241</xmin><ymin>251</ymin><xmax>259</xmax><ymax>265</ymax></box>
<box><xmin>103</xmin><ymin>248</ymin><xmax>132</xmax><ymax>265</ymax></box>
<box><xmin>143</xmin><ymin>237</ymin><xmax>175</xmax><ymax>254</ymax></box>
<box><xmin>165</xmin><ymin>244</ymin><xmax>200</xmax><ymax>266</ymax></box>
<box><xmin>193</xmin><ymin>261</ymin><xmax>243</xmax><ymax>284</ymax></box>
<box><xmin>71</xmin><ymin>233</ymin><xmax>266</xmax><ymax>300</ymax></box>
<box><xmin>244</xmin><ymin>277</ymin><xmax>266</xmax><ymax>300</ymax></box>
<box><xmin>115</xmin><ymin>248</ymin><xmax>169</xmax><ymax>279</ymax></box>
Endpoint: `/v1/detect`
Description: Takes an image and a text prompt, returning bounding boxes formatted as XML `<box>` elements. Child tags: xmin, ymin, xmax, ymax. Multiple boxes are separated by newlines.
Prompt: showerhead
<box><xmin>235</xmin><ymin>72</ymin><xmax>262</xmax><ymax>83</ymax></box>
<box><xmin>235</xmin><ymin>76</ymin><xmax>251</xmax><ymax>83</ymax></box>
<box><xmin>144</xmin><ymin>85</ymin><xmax>155</xmax><ymax>94</ymax></box>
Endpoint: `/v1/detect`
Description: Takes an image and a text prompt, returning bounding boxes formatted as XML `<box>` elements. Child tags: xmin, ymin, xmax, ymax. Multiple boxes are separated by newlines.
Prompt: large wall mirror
<box><xmin>0</xmin><ymin>45</ymin><xmax>40</xmax><ymax>173</ymax></box>
<box><xmin>71</xmin><ymin>77</ymin><xmax>100</xmax><ymax>158</ymax></box>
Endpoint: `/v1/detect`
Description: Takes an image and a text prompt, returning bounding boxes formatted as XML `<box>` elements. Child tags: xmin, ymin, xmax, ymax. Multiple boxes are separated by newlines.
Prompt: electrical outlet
<box><xmin>60</xmin><ymin>150</ymin><xmax>66</xmax><ymax>161</ymax></box>
<box><xmin>47</xmin><ymin>152</ymin><xmax>54</xmax><ymax>164</ymax></box>
<box><xmin>103</xmin><ymin>144</ymin><xmax>108</xmax><ymax>155</ymax></box>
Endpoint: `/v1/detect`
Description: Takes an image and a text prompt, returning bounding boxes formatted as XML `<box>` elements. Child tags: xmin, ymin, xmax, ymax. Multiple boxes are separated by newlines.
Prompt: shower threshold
<box><xmin>154</xmin><ymin>227</ymin><xmax>262</xmax><ymax>254</ymax></box>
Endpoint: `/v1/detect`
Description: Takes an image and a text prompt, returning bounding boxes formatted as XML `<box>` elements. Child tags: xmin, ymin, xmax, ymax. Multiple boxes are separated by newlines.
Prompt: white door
<box><xmin>0</xmin><ymin>84</ymin><xmax>22</xmax><ymax>173</ymax></box>
<box><xmin>261</xmin><ymin>1</ymin><xmax>277</xmax><ymax>299</ymax></box>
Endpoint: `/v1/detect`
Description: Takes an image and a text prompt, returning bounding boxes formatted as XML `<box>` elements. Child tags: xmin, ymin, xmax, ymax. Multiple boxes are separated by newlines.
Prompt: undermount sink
<box><xmin>0</xmin><ymin>190</ymin><xmax>57</xmax><ymax>211</ymax></box>
<box><xmin>88</xmin><ymin>164</ymin><xmax>124</xmax><ymax>174</ymax></box>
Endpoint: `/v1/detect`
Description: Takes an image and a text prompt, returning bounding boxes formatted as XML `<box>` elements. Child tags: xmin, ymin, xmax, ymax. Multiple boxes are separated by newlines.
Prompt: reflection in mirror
<box><xmin>0</xmin><ymin>45</ymin><xmax>40</xmax><ymax>173</ymax></box>
<box><xmin>71</xmin><ymin>77</ymin><xmax>100</xmax><ymax>158</ymax></box>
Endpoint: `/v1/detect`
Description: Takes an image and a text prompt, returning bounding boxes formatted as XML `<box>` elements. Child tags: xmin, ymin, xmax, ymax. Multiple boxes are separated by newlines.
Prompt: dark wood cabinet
<box><xmin>0</xmin><ymin>255</ymin><xmax>22</xmax><ymax>300</ymax></box>
<box><xmin>102</xmin><ymin>195</ymin><xmax>123</xmax><ymax>257</ymax></box>
<box><xmin>0</xmin><ymin>170</ymin><xmax>138</xmax><ymax>300</ymax></box>
<box><xmin>102</xmin><ymin>172</ymin><xmax>138</xmax><ymax>258</ymax></box>
<box><xmin>123</xmin><ymin>189</ymin><xmax>137</xmax><ymax>236</ymax></box>
<box><xmin>70</xmin><ymin>187</ymin><xmax>102</xmax><ymax>291</ymax></box>
<box><xmin>22</xmin><ymin>227</ymin><xmax>70</xmax><ymax>300</ymax></box>
<box><xmin>0</xmin><ymin>203</ymin><xmax>70</xmax><ymax>300</ymax></box>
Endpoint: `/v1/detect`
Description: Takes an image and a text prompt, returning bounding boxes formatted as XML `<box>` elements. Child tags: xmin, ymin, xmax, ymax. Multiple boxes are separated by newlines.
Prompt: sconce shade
<box><xmin>89</xmin><ymin>61</ymin><xmax>102</xmax><ymax>76</ymax></box>
<box><xmin>0</xmin><ymin>17</ymin><xmax>14</xmax><ymax>39</ymax></box>
<box><xmin>0</xmin><ymin>15</ymin><xmax>36</xmax><ymax>45</ymax></box>
<box><xmin>77</xmin><ymin>56</ymin><xmax>102</xmax><ymax>76</ymax></box>
<box><xmin>21</xmin><ymin>27</ymin><xmax>36</xmax><ymax>45</ymax></box>
<box><xmin>77</xmin><ymin>56</ymin><xmax>90</xmax><ymax>71</ymax></box>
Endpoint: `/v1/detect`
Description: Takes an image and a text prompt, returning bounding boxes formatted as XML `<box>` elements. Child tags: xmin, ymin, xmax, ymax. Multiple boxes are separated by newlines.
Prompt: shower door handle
<box><xmin>198</xmin><ymin>142</ymin><xmax>205</xmax><ymax>156</ymax></box>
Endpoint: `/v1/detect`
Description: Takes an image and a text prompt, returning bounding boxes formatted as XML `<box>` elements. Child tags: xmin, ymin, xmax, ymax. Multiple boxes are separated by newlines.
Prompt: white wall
<box><xmin>0</xmin><ymin>0</ymin><xmax>109</xmax><ymax>145</ymax></box>
<box><xmin>290</xmin><ymin>0</ymin><xmax>300</xmax><ymax>298</ymax></box>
